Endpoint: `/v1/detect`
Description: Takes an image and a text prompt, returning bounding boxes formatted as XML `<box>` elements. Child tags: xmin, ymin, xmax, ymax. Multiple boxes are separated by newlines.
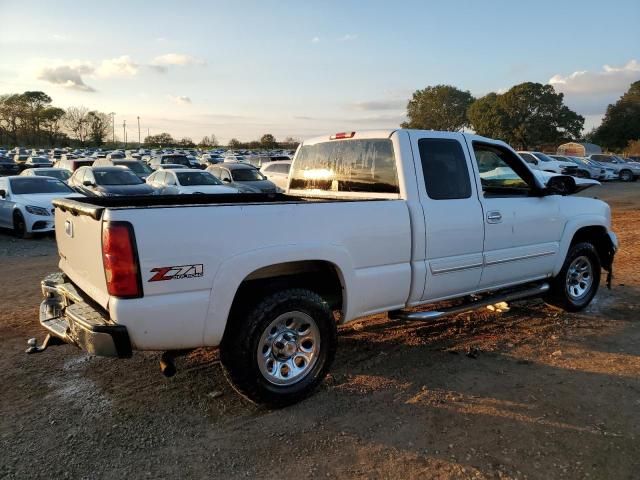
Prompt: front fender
<box><xmin>553</xmin><ymin>215</ymin><xmax>612</xmax><ymax>276</ymax></box>
<box><xmin>202</xmin><ymin>243</ymin><xmax>355</xmax><ymax>346</ymax></box>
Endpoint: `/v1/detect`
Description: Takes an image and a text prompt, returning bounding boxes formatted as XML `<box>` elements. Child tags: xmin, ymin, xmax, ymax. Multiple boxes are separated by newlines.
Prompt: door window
<box><xmin>418</xmin><ymin>139</ymin><xmax>471</xmax><ymax>200</ymax></box>
<box><xmin>473</xmin><ymin>143</ymin><xmax>534</xmax><ymax>197</ymax></box>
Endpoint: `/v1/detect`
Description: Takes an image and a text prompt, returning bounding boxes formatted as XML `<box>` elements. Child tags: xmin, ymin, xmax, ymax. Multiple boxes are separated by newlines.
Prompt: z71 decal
<box><xmin>149</xmin><ymin>264</ymin><xmax>204</xmax><ymax>282</ymax></box>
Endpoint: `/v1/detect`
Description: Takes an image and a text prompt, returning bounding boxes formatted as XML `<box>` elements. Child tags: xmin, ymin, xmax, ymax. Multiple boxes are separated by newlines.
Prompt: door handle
<box><xmin>486</xmin><ymin>211</ymin><xmax>502</xmax><ymax>223</ymax></box>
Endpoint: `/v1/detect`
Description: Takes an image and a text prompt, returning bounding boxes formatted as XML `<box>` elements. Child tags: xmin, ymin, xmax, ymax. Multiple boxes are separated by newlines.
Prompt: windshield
<box><xmin>176</xmin><ymin>171</ymin><xmax>222</xmax><ymax>186</ymax></box>
<box><xmin>34</xmin><ymin>170</ymin><xmax>71</xmax><ymax>181</ymax></box>
<box><xmin>231</xmin><ymin>168</ymin><xmax>265</xmax><ymax>181</ymax></box>
<box><xmin>31</xmin><ymin>157</ymin><xmax>50</xmax><ymax>163</ymax></box>
<box><xmin>10</xmin><ymin>177</ymin><xmax>73</xmax><ymax>194</ymax></box>
<box><xmin>94</xmin><ymin>169</ymin><xmax>144</xmax><ymax>185</ymax></box>
<box><xmin>115</xmin><ymin>161</ymin><xmax>152</xmax><ymax>174</ymax></box>
<box><xmin>532</xmin><ymin>152</ymin><xmax>554</xmax><ymax>162</ymax></box>
<box><xmin>162</xmin><ymin>155</ymin><xmax>189</xmax><ymax>166</ymax></box>
<box><xmin>290</xmin><ymin>139</ymin><xmax>399</xmax><ymax>194</ymax></box>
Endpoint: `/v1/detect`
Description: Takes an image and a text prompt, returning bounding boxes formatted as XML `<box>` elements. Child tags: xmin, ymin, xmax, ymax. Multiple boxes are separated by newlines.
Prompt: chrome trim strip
<box><xmin>484</xmin><ymin>250</ymin><xmax>556</xmax><ymax>267</ymax></box>
<box><xmin>430</xmin><ymin>262</ymin><xmax>483</xmax><ymax>275</ymax></box>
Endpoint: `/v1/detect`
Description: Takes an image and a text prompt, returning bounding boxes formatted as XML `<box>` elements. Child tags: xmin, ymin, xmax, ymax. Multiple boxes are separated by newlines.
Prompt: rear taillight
<box><xmin>330</xmin><ymin>132</ymin><xmax>355</xmax><ymax>140</ymax></box>
<box><xmin>102</xmin><ymin>221</ymin><xmax>142</xmax><ymax>298</ymax></box>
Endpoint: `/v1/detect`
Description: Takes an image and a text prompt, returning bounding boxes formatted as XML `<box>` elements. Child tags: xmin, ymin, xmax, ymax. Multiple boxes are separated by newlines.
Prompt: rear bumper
<box><xmin>39</xmin><ymin>272</ymin><xmax>132</xmax><ymax>358</ymax></box>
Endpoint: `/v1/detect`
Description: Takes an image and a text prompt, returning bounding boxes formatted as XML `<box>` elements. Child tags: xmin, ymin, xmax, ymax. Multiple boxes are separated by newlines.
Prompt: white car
<box><xmin>146</xmin><ymin>168</ymin><xmax>238</xmax><ymax>194</ymax></box>
<box><xmin>0</xmin><ymin>176</ymin><xmax>78</xmax><ymax>238</ymax></box>
<box><xmin>518</xmin><ymin>151</ymin><xmax>578</xmax><ymax>175</ymax></box>
<box><xmin>260</xmin><ymin>160</ymin><xmax>291</xmax><ymax>191</ymax></box>
<box><xmin>20</xmin><ymin>167</ymin><xmax>72</xmax><ymax>183</ymax></box>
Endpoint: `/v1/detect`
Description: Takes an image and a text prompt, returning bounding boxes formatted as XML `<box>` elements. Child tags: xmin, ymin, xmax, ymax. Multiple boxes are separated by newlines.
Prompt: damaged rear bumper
<box><xmin>39</xmin><ymin>272</ymin><xmax>132</xmax><ymax>358</ymax></box>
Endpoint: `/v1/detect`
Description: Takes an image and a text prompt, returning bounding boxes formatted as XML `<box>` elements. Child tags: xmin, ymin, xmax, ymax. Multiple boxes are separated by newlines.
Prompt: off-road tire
<box><xmin>545</xmin><ymin>242</ymin><xmax>600</xmax><ymax>312</ymax></box>
<box><xmin>220</xmin><ymin>288</ymin><xmax>337</xmax><ymax>408</ymax></box>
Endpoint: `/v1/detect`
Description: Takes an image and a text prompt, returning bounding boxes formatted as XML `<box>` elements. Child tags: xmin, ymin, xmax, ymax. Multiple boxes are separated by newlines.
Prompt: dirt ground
<box><xmin>1</xmin><ymin>183</ymin><xmax>639</xmax><ymax>480</ymax></box>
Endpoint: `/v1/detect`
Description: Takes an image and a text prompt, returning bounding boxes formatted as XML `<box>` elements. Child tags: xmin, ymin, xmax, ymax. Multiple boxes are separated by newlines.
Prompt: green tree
<box><xmin>87</xmin><ymin>111</ymin><xmax>110</xmax><ymax>146</ymax></box>
<box><xmin>144</xmin><ymin>132</ymin><xmax>175</xmax><ymax>146</ymax></box>
<box><xmin>592</xmin><ymin>81</ymin><xmax>640</xmax><ymax>151</ymax></box>
<box><xmin>178</xmin><ymin>137</ymin><xmax>195</xmax><ymax>147</ymax></box>
<box><xmin>228</xmin><ymin>138</ymin><xmax>241</xmax><ymax>148</ymax></box>
<box><xmin>467</xmin><ymin>82</ymin><xmax>583</xmax><ymax>149</ymax></box>
<box><xmin>401</xmin><ymin>85</ymin><xmax>475</xmax><ymax>131</ymax></box>
<box><xmin>41</xmin><ymin>107</ymin><xmax>66</xmax><ymax>145</ymax></box>
<box><xmin>260</xmin><ymin>133</ymin><xmax>277</xmax><ymax>148</ymax></box>
<box><xmin>22</xmin><ymin>91</ymin><xmax>52</xmax><ymax>139</ymax></box>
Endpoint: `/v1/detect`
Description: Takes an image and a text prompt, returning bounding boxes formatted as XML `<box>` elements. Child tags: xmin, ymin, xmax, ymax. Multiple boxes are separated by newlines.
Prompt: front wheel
<box><xmin>221</xmin><ymin>288</ymin><xmax>337</xmax><ymax>407</ymax></box>
<box><xmin>619</xmin><ymin>169</ymin><xmax>633</xmax><ymax>182</ymax></box>
<box><xmin>13</xmin><ymin>211</ymin><xmax>32</xmax><ymax>239</ymax></box>
<box><xmin>546</xmin><ymin>242</ymin><xmax>601</xmax><ymax>312</ymax></box>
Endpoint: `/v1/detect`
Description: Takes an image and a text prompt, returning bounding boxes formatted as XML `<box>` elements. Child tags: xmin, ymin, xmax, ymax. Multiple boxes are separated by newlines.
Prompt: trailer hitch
<box><xmin>25</xmin><ymin>334</ymin><xmax>64</xmax><ymax>354</ymax></box>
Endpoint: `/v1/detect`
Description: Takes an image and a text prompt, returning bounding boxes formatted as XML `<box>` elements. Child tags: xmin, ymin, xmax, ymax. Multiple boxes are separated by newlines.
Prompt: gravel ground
<box><xmin>1</xmin><ymin>182</ymin><xmax>639</xmax><ymax>479</ymax></box>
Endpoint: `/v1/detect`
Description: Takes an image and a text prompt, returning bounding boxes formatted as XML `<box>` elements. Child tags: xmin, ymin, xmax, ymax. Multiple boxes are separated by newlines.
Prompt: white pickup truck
<box><xmin>32</xmin><ymin>129</ymin><xmax>617</xmax><ymax>407</ymax></box>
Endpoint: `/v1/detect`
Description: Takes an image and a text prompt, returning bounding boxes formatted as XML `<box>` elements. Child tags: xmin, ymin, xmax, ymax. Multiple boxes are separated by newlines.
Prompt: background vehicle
<box><xmin>37</xmin><ymin>129</ymin><xmax>616</xmax><ymax>407</ymax></box>
<box><xmin>0</xmin><ymin>176</ymin><xmax>76</xmax><ymax>238</ymax></box>
<box><xmin>68</xmin><ymin>166</ymin><xmax>155</xmax><ymax>196</ymax></box>
<box><xmin>24</xmin><ymin>156</ymin><xmax>54</xmax><ymax>169</ymax></box>
<box><xmin>589</xmin><ymin>154</ymin><xmax>640</xmax><ymax>182</ymax></box>
<box><xmin>54</xmin><ymin>158</ymin><xmax>95</xmax><ymax>172</ymax></box>
<box><xmin>207</xmin><ymin>162</ymin><xmax>277</xmax><ymax>193</ymax></box>
<box><xmin>20</xmin><ymin>167</ymin><xmax>72</xmax><ymax>183</ymax></box>
<box><xmin>518</xmin><ymin>151</ymin><xmax>578</xmax><ymax>175</ymax></box>
<box><xmin>93</xmin><ymin>158</ymin><xmax>153</xmax><ymax>180</ymax></box>
<box><xmin>149</xmin><ymin>154</ymin><xmax>198</xmax><ymax>170</ymax></box>
<box><xmin>549</xmin><ymin>155</ymin><xmax>590</xmax><ymax>178</ymax></box>
<box><xmin>260</xmin><ymin>160</ymin><xmax>291</xmax><ymax>191</ymax></box>
<box><xmin>146</xmin><ymin>168</ymin><xmax>238</xmax><ymax>194</ymax></box>
<box><xmin>0</xmin><ymin>155</ymin><xmax>20</xmax><ymax>175</ymax></box>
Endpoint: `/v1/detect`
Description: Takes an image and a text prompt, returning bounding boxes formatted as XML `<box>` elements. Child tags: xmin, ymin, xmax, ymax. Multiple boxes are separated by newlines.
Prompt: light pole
<box><xmin>109</xmin><ymin>112</ymin><xmax>115</xmax><ymax>145</ymax></box>
<box><xmin>122</xmin><ymin>120</ymin><xmax>126</xmax><ymax>149</ymax></box>
<box><xmin>137</xmin><ymin>116</ymin><xmax>141</xmax><ymax>146</ymax></box>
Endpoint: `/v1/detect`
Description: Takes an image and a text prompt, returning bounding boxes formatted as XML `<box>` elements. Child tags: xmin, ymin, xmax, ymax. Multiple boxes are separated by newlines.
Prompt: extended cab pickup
<box><xmin>35</xmin><ymin>129</ymin><xmax>617</xmax><ymax>406</ymax></box>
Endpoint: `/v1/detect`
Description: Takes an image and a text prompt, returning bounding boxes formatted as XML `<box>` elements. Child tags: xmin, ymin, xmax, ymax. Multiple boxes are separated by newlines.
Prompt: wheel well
<box><xmin>228</xmin><ymin>260</ymin><xmax>345</xmax><ymax>320</ymax></box>
<box><xmin>571</xmin><ymin>226</ymin><xmax>615</xmax><ymax>271</ymax></box>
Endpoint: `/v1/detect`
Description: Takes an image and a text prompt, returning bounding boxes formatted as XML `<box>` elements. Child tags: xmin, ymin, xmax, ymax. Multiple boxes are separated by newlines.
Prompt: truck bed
<box><xmin>53</xmin><ymin>194</ymin><xmax>383</xmax><ymax>220</ymax></box>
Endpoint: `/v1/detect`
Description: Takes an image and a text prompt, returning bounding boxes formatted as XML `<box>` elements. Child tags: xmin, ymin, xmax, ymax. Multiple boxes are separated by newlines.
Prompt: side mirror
<box><xmin>83</xmin><ymin>180</ymin><xmax>94</xmax><ymax>187</ymax></box>
<box><xmin>0</xmin><ymin>189</ymin><xmax>5</xmax><ymax>198</ymax></box>
<box><xmin>545</xmin><ymin>175</ymin><xmax>576</xmax><ymax>196</ymax></box>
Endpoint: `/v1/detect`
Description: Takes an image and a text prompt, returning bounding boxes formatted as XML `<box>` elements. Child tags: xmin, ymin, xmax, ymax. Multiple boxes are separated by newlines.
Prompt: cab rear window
<box><xmin>289</xmin><ymin>139</ymin><xmax>399</xmax><ymax>194</ymax></box>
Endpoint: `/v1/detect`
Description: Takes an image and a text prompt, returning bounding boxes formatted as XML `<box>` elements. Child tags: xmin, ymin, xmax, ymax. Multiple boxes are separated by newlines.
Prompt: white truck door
<box><xmin>409</xmin><ymin>131</ymin><xmax>485</xmax><ymax>301</ymax></box>
<box><xmin>466</xmin><ymin>139</ymin><xmax>564</xmax><ymax>289</ymax></box>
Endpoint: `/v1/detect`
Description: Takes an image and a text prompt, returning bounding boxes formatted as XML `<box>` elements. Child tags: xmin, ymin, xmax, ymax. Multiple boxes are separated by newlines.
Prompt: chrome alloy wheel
<box><xmin>257</xmin><ymin>311</ymin><xmax>320</xmax><ymax>386</ymax></box>
<box><xmin>565</xmin><ymin>255</ymin><xmax>593</xmax><ymax>300</ymax></box>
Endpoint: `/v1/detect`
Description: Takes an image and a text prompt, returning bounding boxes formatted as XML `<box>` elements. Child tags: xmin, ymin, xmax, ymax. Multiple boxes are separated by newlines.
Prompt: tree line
<box><xmin>402</xmin><ymin>81</ymin><xmax>640</xmax><ymax>153</ymax></box>
<box><xmin>0</xmin><ymin>91</ymin><xmax>112</xmax><ymax>147</ymax></box>
<box><xmin>144</xmin><ymin>132</ymin><xmax>299</xmax><ymax>150</ymax></box>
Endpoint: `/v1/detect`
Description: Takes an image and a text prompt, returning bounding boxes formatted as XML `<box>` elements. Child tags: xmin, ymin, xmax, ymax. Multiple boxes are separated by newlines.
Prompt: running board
<box><xmin>389</xmin><ymin>283</ymin><xmax>550</xmax><ymax>322</ymax></box>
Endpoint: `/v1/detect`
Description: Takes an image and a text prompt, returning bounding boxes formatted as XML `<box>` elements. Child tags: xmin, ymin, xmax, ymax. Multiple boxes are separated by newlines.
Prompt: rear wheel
<box><xmin>546</xmin><ymin>242</ymin><xmax>600</xmax><ymax>312</ymax></box>
<box><xmin>221</xmin><ymin>288</ymin><xmax>337</xmax><ymax>407</ymax></box>
<box><xmin>619</xmin><ymin>169</ymin><xmax>633</xmax><ymax>182</ymax></box>
<box><xmin>13</xmin><ymin>211</ymin><xmax>32</xmax><ymax>239</ymax></box>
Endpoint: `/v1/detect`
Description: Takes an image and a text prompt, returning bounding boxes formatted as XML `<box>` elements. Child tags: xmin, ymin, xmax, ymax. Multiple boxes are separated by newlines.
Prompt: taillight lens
<box><xmin>102</xmin><ymin>221</ymin><xmax>142</xmax><ymax>298</ymax></box>
<box><xmin>330</xmin><ymin>132</ymin><xmax>355</xmax><ymax>140</ymax></box>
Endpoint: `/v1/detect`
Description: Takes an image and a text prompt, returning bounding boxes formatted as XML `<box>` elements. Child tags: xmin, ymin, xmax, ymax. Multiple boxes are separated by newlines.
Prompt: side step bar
<box><xmin>389</xmin><ymin>282</ymin><xmax>550</xmax><ymax>322</ymax></box>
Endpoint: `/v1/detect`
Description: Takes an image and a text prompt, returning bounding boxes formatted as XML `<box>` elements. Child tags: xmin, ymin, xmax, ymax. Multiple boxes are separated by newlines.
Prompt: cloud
<box><xmin>168</xmin><ymin>95</ymin><xmax>192</xmax><ymax>105</ymax></box>
<box><xmin>339</xmin><ymin>34</ymin><xmax>358</xmax><ymax>41</ymax></box>
<box><xmin>147</xmin><ymin>64</ymin><xmax>169</xmax><ymax>74</ymax></box>
<box><xmin>311</xmin><ymin>37</ymin><xmax>320</xmax><ymax>44</ymax></box>
<box><xmin>352</xmin><ymin>99</ymin><xmax>406</xmax><ymax>111</ymax></box>
<box><xmin>549</xmin><ymin>59</ymin><xmax>640</xmax><ymax>95</ymax></box>
<box><xmin>152</xmin><ymin>53</ymin><xmax>204</xmax><ymax>66</ymax></box>
<box><xmin>294</xmin><ymin>115</ymin><xmax>314</xmax><ymax>120</ymax></box>
<box><xmin>96</xmin><ymin>55</ymin><xmax>139</xmax><ymax>77</ymax></box>
<box><xmin>36</xmin><ymin>64</ymin><xmax>95</xmax><ymax>92</ymax></box>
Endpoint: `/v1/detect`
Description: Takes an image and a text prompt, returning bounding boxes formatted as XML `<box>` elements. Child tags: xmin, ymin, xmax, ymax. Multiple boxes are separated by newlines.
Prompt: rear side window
<box><xmin>289</xmin><ymin>139</ymin><xmax>399</xmax><ymax>194</ymax></box>
<box><xmin>418</xmin><ymin>139</ymin><xmax>471</xmax><ymax>200</ymax></box>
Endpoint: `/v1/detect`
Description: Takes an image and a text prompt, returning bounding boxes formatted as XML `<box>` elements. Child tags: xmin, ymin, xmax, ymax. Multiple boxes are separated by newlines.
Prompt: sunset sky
<box><xmin>1</xmin><ymin>0</ymin><xmax>638</xmax><ymax>143</ymax></box>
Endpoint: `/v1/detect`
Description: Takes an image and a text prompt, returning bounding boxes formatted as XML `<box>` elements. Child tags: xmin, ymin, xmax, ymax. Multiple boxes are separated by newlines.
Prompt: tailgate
<box><xmin>54</xmin><ymin>201</ymin><xmax>110</xmax><ymax>309</ymax></box>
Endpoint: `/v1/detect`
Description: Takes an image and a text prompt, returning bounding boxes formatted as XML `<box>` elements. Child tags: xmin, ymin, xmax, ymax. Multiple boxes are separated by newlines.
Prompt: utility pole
<box><xmin>110</xmin><ymin>112</ymin><xmax>115</xmax><ymax>145</ymax></box>
<box><xmin>137</xmin><ymin>116</ymin><xmax>141</xmax><ymax>146</ymax></box>
<box><xmin>123</xmin><ymin>120</ymin><xmax>126</xmax><ymax>149</ymax></box>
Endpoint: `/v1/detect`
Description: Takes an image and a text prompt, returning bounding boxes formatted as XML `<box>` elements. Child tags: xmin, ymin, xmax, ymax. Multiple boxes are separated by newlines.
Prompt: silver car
<box><xmin>589</xmin><ymin>154</ymin><xmax>640</xmax><ymax>182</ymax></box>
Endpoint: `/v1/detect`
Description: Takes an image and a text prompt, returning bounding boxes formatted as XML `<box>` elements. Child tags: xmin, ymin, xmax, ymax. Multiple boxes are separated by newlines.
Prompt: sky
<box><xmin>1</xmin><ymin>0</ymin><xmax>639</xmax><ymax>144</ymax></box>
